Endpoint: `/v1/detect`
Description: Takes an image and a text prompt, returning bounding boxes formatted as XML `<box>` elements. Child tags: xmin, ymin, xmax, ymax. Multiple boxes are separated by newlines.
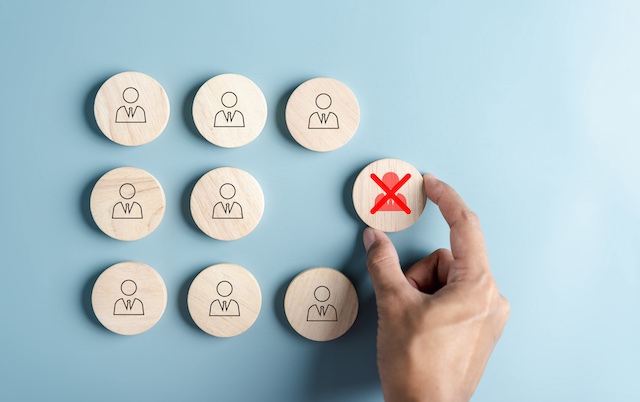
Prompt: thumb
<box><xmin>363</xmin><ymin>228</ymin><xmax>408</xmax><ymax>297</ymax></box>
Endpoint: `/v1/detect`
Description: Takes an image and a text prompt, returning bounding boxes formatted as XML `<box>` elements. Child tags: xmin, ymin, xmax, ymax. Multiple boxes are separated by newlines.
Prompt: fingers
<box><xmin>405</xmin><ymin>248</ymin><xmax>454</xmax><ymax>293</ymax></box>
<box><xmin>363</xmin><ymin>228</ymin><xmax>409</xmax><ymax>297</ymax></box>
<box><xmin>423</xmin><ymin>174</ymin><xmax>488</xmax><ymax>266</ymax></box>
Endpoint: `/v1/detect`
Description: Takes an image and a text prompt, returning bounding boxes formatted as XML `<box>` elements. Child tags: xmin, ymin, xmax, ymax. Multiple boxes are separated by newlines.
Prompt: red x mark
<box><xmin>370</xmin><ymin>173</ymin><xmax>411</xmax><ymax>214</ymax></box>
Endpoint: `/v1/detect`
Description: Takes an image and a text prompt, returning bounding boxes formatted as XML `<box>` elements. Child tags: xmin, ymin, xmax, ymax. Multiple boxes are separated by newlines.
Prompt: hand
<box><xmin>363</xmin><ymin>173</ymin><xmax>509</xmax><ymax>402</ymax></box>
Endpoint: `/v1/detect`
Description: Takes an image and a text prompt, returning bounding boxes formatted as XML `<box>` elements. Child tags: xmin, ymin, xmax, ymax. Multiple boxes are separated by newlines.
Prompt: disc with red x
<box><xmin>352</xmin><ymin>158</ymin><xmax>426</xmax><ymax>232</ymax></box>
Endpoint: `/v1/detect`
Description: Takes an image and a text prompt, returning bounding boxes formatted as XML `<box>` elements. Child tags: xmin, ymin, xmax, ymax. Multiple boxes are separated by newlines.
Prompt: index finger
<box><xmin>423</xmin><ymin>173</ymin><xmax>488</xmax><ymax>265</ymax></box>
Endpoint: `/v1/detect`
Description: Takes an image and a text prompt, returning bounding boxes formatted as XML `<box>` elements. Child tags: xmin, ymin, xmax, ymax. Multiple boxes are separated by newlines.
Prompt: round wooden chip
<box><xmin>90</xmin><ymin>167</ymin><xmax>166</xmax><ymax>241</ymax></box>
<box><xmin>94</xmin><ymin>71</ymin><xmax>170</xmax><ymax>146</ymax></box>
<box><xmin>92</xmin><ymin>261</ymin><xmax>167</xmax><ymax>336</ymax></box>
<box><xmin>187</xmin><ymin>263</ymin><xmax>262</xmax><ymax>337</ymax></box>
<box><xmin>285</xmin><ymin>77</ymin><xmax>360</xmax><ymax>152</ymax></box>
<box><xmin>192</xmin><ymin>73</ymin><xmax>267</xmax><ymax>148</ymax></box>
<box><xmin>352</xmin><ymin>158</ymin><xmax>426</xmax><ymax>232</ymax></box>
<box><xmin>284</xmin><ymin>267</ymin><xmax>358</xmax><ymax>342</ymax></box>
<box><xmin>190</xmin><ymin>167</ymin><xmax>264</xmax><ymax>241</ymax></box>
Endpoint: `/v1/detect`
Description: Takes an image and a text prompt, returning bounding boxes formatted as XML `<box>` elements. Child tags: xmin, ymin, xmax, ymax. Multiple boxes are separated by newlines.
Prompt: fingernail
<box><xmin>363</xmin><ymin>227</ymin><xmax>377</xmax><ymax>252</ymax></box>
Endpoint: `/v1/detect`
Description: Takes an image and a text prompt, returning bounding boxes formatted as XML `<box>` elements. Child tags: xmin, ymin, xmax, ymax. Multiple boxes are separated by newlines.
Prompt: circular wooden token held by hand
<box><xmin>94</xmin><ymin>71</ymin><xmax>170</xmax><ymax>146</ymax></box>
<box><xmin>192</xmin><ymin>74</ymin><xmax>267</xmax><ymax>148</ymax></box>
<box><xmin>285</xmin><ymin>77</ymin><xmax>360</xmax><ymax>152</ymax></box>
<box><xmin>92</xmin><ymin>261</ymin><xmax>167</xmax><ymax>336</ymax></box>
<box><xmin>187</xmin><ymin>263</ymin><xmax>262</xmax><ymax>337</ymax></box>
<box><xmin>352</xmin><ymin>158</ymin><xmax>426</xmax><ymax>232</ymax></box>
<box><xmin>190</xmin><ymin>167</ymin><xmax>264</xmax><ymax>241</ymax></box>
<box><xmin>284</xmin><ymin>267</ymin><xmax>358</xmax><ymax>342</ymax></box>
<box><xmin>90</xmin><ymin>167</ymin><xmax>166</xmax><ymax>241</ymax></box>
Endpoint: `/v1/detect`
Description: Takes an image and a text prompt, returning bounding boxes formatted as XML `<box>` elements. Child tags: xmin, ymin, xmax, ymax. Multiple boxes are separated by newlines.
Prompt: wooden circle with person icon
<box><xmin>187</xmin><ymin>263</ymin><xmax>262</xmax><ymax>337</ymax></box>
<box><xmin>352</xmin><ymin>158</ymin><xmax>427</xmax><ymax>232</ymax></box>
<box><xmin>284</xmin><ymin>267</ymin><xmax>358</xmax><ymax>342</ymax></box>
<box><xmin>91</xmin><ymin>261</ymin><xmax>167</xmax><ymax>336</ymax></box>
<box><xmin>285</xmin><ymin>77</ymin><xmax>360</xmax><ymax>152</ymax></box>
<box><xmin>94</xmin><ymin>71</ymin><xmax>170</xmax><ymax>146</ymax></box>
<box><xmin>192</xmin><ymin>73</ymin><xmax>267</xmax><ymax>148</ymax></box>
<box><xmin>190</xmin><ymin>167</ymin><xmax>264</xmax><ymax>241</ymax></box>
<box><xmin>90</xmin><ymin>167</ymin><xmax>166</xmax><ymax>241</ymax></box>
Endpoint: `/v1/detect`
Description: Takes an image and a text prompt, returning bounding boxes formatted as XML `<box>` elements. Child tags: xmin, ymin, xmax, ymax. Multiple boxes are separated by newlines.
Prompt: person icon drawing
<box><xmin>212</xmin><ymin>183</ymin><xmax>243</xmax><ymax>219</ymax></box>
<box><xmin>113</xmin><ymin>280</ymin><xmax>145</xmax><ymax>315</ymax></box>
<box><xmin>214</xmin><ymin>91</ymin><xmax>245</xmax><ymax>128</ymax></box>
<box><xmin>308</xmin><ymin>93</ymin><xmax>339</xmax><ymax>129</ymax></box>
<box><xmin>307</xmin><ymin>286</ymin><xmax>338</xmax><ymax>322</ymax></box>
<box><xmin>373</xmin><ymin>172</ymin><xmax>410</xmax><ymax>213</ymax></box>
<box><xmin>209</xmin><ymin>280</ymin><xmax>240</xmax><ymax>316</ymax></box>
<box><xmin>115</xmin><ymin>87</ymin><xmax>146</xmax><ymax>123</ymax></box>
<box><xmin>112</xmin><ymin>183</ymin><xmax>143</xmax><ymax>219</ymax></box>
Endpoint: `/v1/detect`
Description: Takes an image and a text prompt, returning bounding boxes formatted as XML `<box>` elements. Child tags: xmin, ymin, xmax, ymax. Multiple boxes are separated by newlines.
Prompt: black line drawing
<box><xmin>212</xmin><ymin>183</ymin><xmax>243</xmax><ymax>219</ymax></box>
<box><xmin>214</xmin><ymin>91</ymin><xmax>245</xmax><ymax>128</ymax></box>
<box><xmin>115</xmin><ymin>87</ymin><xmax>147</xmax><ymax>123</ymax></box>
<box><xmin>308</xmin><ymin>93</ymin><xmax>339</xmax><ymax>129</ymax></box>
<box><xmin>112</xmin><ymin>183</ymin><xmax>143</xmax><ymax>219</ymax></box>
<box><xmin>209</xmin><ymin>280</ymin><xmax>240</xmax><ymax>317</ymax></box>
<box><xmin>113</xmin><ymin>279</ymin><xmax>145</xmax><ymax>315</ymax></box>
<box><xmin>307</xmin><ymin>285</ymin><xmax>338</xmax><ymax>322</ymax></box>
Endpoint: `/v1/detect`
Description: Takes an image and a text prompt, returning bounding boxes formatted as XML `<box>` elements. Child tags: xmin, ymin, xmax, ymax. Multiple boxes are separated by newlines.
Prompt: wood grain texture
<box><xmin>190</xmin><ymin>167</ymin><xmax>264</xmax><ymax>241</ymax></box>
<box><xmin>94</xmin><ymin>71</ymin><xmax>170</xmax><ymax>146</ymax></box>
<box><xmin>285</xmin><ymin>77</ymin><xmax>360</xmax><ymax>152</ymax></box>
<box><xmin>90</xmin><ymin>167</ymin><xmax>166</xmax><ymax>241</ymax></box>
<box><xmin>187</xmin><ymin>263</ymin><xmax>262</xmax><ymax>338</ymax></box>
<box><xmin>284</xmin><ymin>267</ymin><xmax>358</xmax><ymax>342</ymax></box>
<box><xmin>192</xmin><ymin>73</ymin><xmax>267</xmax><ymax>148</ymax></box>
<box><xmin>352</xmin><ymin>158</ymin><xmax>426</xmax><ymax>232</ymax></box>
<box><xmin>91</xmin><ymin>261</ymin><xmax>167</xmax><ymax>336</ymax></box>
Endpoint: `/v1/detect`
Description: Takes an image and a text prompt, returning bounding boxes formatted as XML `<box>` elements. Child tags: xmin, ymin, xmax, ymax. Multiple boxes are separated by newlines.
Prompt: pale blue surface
<box><xmin>1</xmin><ymin>1</ymin><xmax>639</xmax><ymax>401</ymax></box>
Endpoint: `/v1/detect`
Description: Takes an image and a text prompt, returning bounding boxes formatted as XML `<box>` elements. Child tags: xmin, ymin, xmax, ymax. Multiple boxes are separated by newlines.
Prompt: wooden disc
<box><xmin>94</xmin><ymin>71</ymin><xmax>170</xmax><ymax>146</ymax></box>
<box><xmin>284</xmin><ymin>267</ymin><xmax>358</xmax><ymax>342</ymax></box>
<box><xmin>192</xmin><ymin>74</ymin><xmax>267</xmax><ymax>148</ymax></box>
<box><xmin>352</xmin><ymin>158</ymin><xmax>426</xmax><ymax>232</ymax></box>
<box><xmin>187</xmin><ymin>263</ymin><xmax>262</xmax><ymax>337</ymax></box>
<box><xmin>92</xmin><ymin>261</ymin><xmax>167</xmax><ymax>336</ymax></box>
<box><xmin>285</xmin><ymin>78</ymin><xmax>360</xmax><ymax>152</ymax></box>
<box><xmin>90</xmin><ymin>167</ymin><xmax>166</xmax><ymax>241</ymax></box>
<box><xmin>190</xmin><ymin>167</ymin><xmax>264</xmax><ymax>241</ymax></box>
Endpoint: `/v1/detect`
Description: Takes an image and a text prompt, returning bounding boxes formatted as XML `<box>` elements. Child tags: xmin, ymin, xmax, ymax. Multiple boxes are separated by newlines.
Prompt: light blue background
<box><xmin>1</xmin><ymin>1</ymin><xmax>639</xmax><ymax>401</ymax></box>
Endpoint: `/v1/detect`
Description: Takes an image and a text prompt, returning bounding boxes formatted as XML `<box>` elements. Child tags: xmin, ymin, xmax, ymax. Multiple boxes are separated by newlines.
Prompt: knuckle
<box><xmin>376</xmin><ymin>281</ymin><xmax>400</xmax><ymax>297</ymax></box>
<box><xmin>435</xmin><ymin>248</ymin><xmax>450</xmax><ymax>258</ymax></box>
<box><xmin>460</xmin><ymin>208</ymin><xmax>480</xmax><ymax>225</ymax></box>
<box><xmin>377</xmin><ymin>291</ymin><xmax>404</xmax><ymax>315</ymax></box>
<box><xmin>470</xmin><ymin>275</ymin><xmax>500</xmax><ymax>311</ymax></box>
<box><xmin>499</xmin><ymin>296</ymin><xmax>511</xmax><ymax>321</ymax></box>
<box><xmin>366</xmin><ymin>248</ymin><xmax>398</xmax><ymax>271</ymax></box>
<box><xmin>456</xmin><ymin>275</ymin><xmax>509</xmax><ymax>326</ymax></box>
<box><xmin>475</xmin><ymin>271</ymin><xmax>495</xmax><ymax>293</ymax></box>
<box><xmin>377</xmin><ymin>290</ymin><xmax>417</xmax><ymax>318</ymax></box>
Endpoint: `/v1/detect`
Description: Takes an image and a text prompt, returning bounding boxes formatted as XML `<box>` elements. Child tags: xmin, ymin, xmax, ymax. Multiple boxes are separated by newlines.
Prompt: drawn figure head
<box><xmin>315</xmin><ymin>93</ymin><xmax>332</xmax><ymax>110</ymax></box>
<box><xmin>119</xmin><ymin>183</ymin><xmax>136</xmax><ymax>200</ymax></box>
<box><xmin>216</xmin><ymin>281</ymin><xmax>233</xmax><ymax>297</ymax></box>
<box><xmin>122</xmin><ymin>87</ymin><xmax>139</xmax><ymax>104</ymax></box>
<box><xmin>121</xmin><ymin>280</ymin><xmax>137</xmax><ymax>296</ymax></box>
<box><xmin>219</xmin><ymin>183</ymin><xmax>236</xmax><ymax>200</ymax></box>
<box><xmin>221</xmin><ymin>92</ymin><xmax>238</xmax><ymax>108</ymax></box>
<box><xmin>314</xmin><ymin>286</ymin><xmax>331</xmax><ymax>302</ymax></box>
<box><xmin>382</xmin><ymin>172</ymin><xmax>401</xmax><ymax>188</ymax></box>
